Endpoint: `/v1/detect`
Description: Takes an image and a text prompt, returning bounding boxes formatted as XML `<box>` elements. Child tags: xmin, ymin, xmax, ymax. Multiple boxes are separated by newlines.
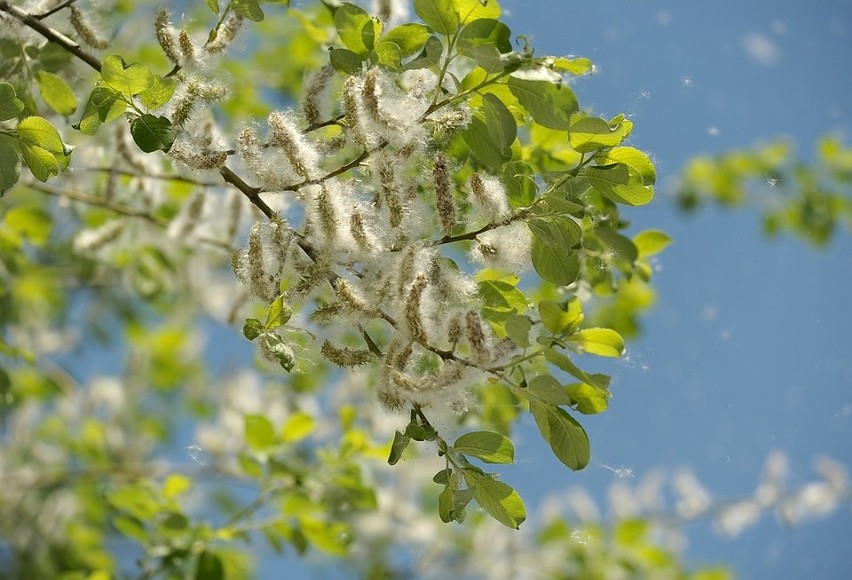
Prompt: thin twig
<box><xmin>219</xmin><ymin>166</ymin><xmax>274</xmax><ymax>220</ymax></box>
<box><xmin>0</xmin><ymin>0</ymin><xmax>102</xmax><ymax>72</ymax></box>
<box><xmin>34</xmin><ymin>0</ymin><xmax>78</xmax><ymax>20</ymax></box>
<box><xmin>80</xmin><ymin>166</ymin><xmax>221</xmax><ymax>187</ymax></box>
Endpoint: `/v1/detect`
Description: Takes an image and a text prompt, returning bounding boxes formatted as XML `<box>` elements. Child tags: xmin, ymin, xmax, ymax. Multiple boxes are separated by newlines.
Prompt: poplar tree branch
<box><xmin>0</xmin><ymin>0</ymin><xmax>103</xmax><ymax>72</ymax></box>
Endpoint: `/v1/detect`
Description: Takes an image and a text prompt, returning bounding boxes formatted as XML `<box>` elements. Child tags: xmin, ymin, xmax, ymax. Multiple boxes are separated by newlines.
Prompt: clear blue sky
<box><xmin>498</xmin><ymin>1</ymin><xmax>852</xmax><ymax>578</ymax></box>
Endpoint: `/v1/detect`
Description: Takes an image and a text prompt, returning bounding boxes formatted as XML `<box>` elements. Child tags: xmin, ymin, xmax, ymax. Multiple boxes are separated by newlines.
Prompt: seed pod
<box><xmin>321</xmin><ymin>340</ymin><xmax>374</xmax><ymax>367</ymax></box>
<box><xmin>404</xmin><ymin>273</ymin><xmax>429</xmax><ymax>345</ymax></box>
<box><xmin>70</xmin><ymin>6</ymin><xmax>109</xmax><ymax>49</ymax></box>
<box><xmin>155</xmin><ymin>9</ymin><xmax>179</xmax><ymax>64</ymax></box>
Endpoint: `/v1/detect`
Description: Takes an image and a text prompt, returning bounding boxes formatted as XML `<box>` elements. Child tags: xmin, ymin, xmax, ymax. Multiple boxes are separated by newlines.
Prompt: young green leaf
<box><xmin>387</xmin><ymin>430</ymin><xmax>411</xmax><ymax>465</ymax></box>
<box><xmin>414</xmin><ymin>0</ymin><xmax>459</xmax><ymax>35</ymax></box>
<box><xmin>463</xmin><ymin>115</ymin><xmax>508</xmax><ymax>170</ymax></box>
<box><xmin>566</xmin><ymin>328</ymin><xmax>625</xmax><ymax>357</ymax></box>
<box><xmin>19</xmin><ymin>143</ymin><xmax>60</xmax><ymax>182</ymax></box>
<box><xmin>543</xmin><ymin>347</ymin><xmax>609</xmax><ymax>390</ymax></box>
<box><xmin>457</xmin><ymin>18</ymin><xmax>511</xmax><ymax>54</ymax></box>
<box><xmin>526</xmin><ymin>375</ymin><xmax>572</xmax><ymax>405</ymax></box>
<box><xmin>101</xmin><ymin>55</ymin><xmax>154</xmax><ymax>97</ymax></box>
<box><xmin>195</xmin><ymin>551</ymin><xmax>225</xmax><ymax>580</ymax></box>
<box><xmin>528</xmin><ymin>217</ymin><xmax>582</xmax><ymax>286</ymax></box>
<box><xmin>233</xmin><ymin>0</ymin><xmax>265</xmax><ymax>21</ymax></box>
<box><xmin>16</xmin><ymin>116</ymin><xmax>67</xmax><ymax>154</ymax></box>
<box><xmin>281</xmin><ymin>412</ymin><xmax>314</xmax><ymax>443</ymax></box>
<box><xmin>539</xmin><ymin>297</ymin><xmax>583</xmax><ymax>335</ymax></box>
<box><xmin>335</xmin><ymin>3</ymin><xmax>379</xmax><ymax>57</ymax></box>
<box><xmin>633</xmin><ymin>229</ymin><xmax>672</xmax><ymax>257</ymax></box>
<box><xmin>568</xmin><ymin>116</ymin><xmax>632</xmax><ymax>153</ymax></box>
<box><xmin>453</xmin><ymin>431</ymin><xmax>514</xmax><ymax>464</ymax></box>
<box><xmin>566</xmin><ymin>382</ymin><xmax>610</xmax><ymax>414</ymax></box>
<box><xmin>482</xmin><ymin>93</ymin><xmax>516</xmax><ymax>152</ymax></box>
<box><xmin>243</xmin><ymin>318</ymin><xmax>264</xmax><ymax>341</ymax></box>
<box><xmin>452</xmin><ymin>0</ymin><xmax>501</xmax><ymax>23</ymax></box>
<box><xmin>0</xmin><ymin>137</ymin><xmax>22</xmax><ymax>193</ymax></box>
<box><xmin>138</xmin><ymin>75</ymin><xmax>177</xmax><ymax>111</ymax></box>
<box><xmin>265</xmin><ymin>295</ymin><xmax>293</xmax><ymax>330</ymax></box>
<box><xmin>550</xmin><ymin>56</ymin><xmax>594</xmax><ymax>76</ymax></box>
<box><xmin>36</xmin><ymin>71</ymin><xmax>77</xmax><ymax>116</ymax></box>
<box><xmin>329</xmin><ymin>48</ymin><xmax>363</xmax><ymax>74</ymax></box>
<box><xmin>464</xmin><ymin>471</ymin><xmax>526</xmax><ymax>529</ymax></box>
<box><xmin>585</xmin><ymin>164</ymin><xmax>654</xmax><ymax>206</ymax></box>
<box><xmin>503</xmin><ymin>160</ymin><xmax>537</xmax><ymax>207</ymax></box>
<box><xmin>505</xmin><ymin>314</ymin><xmax>532</xmax><ymax>348</ymax></box>
<box><xmin>508</xmin><ymin>76</ymin><xmax>578</xmax><ymax>130</ymax></box>
<box><xmin>244</xmin><ymin>414</ymin><xmax>276</xmax><ymax>450</ymax></box>
<box><xmin>130</xmin><ymin>114</ymin><xmax>176</xmax><ymax>153</ymax></box>
<box><xmin>75</xmin><ymin>87</ymin><xmax>125</xmax><ymax>135</ymax></box>
<box><xmin>529</xmin><ymin>399</ymin><xmax>590</xmax><ymax>470</ymax></box>
<box><xmin>380</xmin><ymin>23</ymin><xmax>431</xmax><ymax>57</ymax></box>
<box><xmin>595</xmin><ymin>146</ymin><xmax>656</xmax><ymax>185</ymax></box>
<box><xmin>0</xmin><ymin>83</ymin><xmax>24</xmax><ymax>121</ymax></box>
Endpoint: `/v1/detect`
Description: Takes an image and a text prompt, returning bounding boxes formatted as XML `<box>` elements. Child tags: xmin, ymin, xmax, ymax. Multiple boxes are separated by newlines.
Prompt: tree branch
<box><xmin>0</xmin><ymin>0</ymin><xmax>102</xmax><ymax>72</ymax></box>
<box><xmin>219</xmin><ymin>166</ymin><xmax>275</xmax><ymax>220</ymax></box>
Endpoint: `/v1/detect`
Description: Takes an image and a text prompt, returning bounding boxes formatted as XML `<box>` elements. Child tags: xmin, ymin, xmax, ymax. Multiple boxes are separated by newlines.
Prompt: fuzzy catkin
<box><xmin>70</xmin><ymin>6</ymin><xmax>109</xmax><ymax>49</ymax></box>
<box><xmin>404</xmin><ymin>274</ymin><xmax>429</xmax><ymax>345</ymax></box>
<box><xmin>433</xmin><ymin>153</ymin><xmax>456</xmax><ymax>234</ymax></box>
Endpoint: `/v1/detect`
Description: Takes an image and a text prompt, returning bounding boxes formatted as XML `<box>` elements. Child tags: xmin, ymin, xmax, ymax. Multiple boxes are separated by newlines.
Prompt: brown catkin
<box><xmin>465</xmin><ymin>310</ymin><xmax>490</xmax><ymax>364</ymax></box>
<box><xmin>70</xmin><ymin>6</ymin><xmax>109</xmax><ymax>49</ymax></box>
<box><xmin>343</xmin><ymin>76</ymin><xmax>367</xmax><ymax>148</ymax></box>
<box><xmin>404</xmin><ymin>274</ymin><xmax>429</xmax><ymax>345</ymax></box>
<box><xmin>178</xmin><ymin>29</ymin><xmax>196</xmax><ymax>65</ymax></box>
<box><xmin>350</xmin><ymin>210</ymin><xmax>373</xmax><ymax>251</ymax></box>
<box><xmin>205</xmin><ymin>12</ymin><xmax>244</xmax><ymax>54</ymax></box>
<box><xmin>362</xmin><ymin>68</ymin><xmax>392</xmax><ymax>134</ymax></box>
<box><xmin>155</xmin><ymin>9</ymin><xmax>179</xmax><ymax>63</ymax></box>
<box><xmin>321</xmin><ymin>340</ymin><xmax>374</xmax><ymax>367</ymax></box>
<box><xmin>302</xmin><ymin>65</ymin><xmax>335</xmax><ymax>126</ymax></box>
<box><xmin>433</xmin><ymin>153</ymin><xmax>456</xmax><ymax>234</ymax></box>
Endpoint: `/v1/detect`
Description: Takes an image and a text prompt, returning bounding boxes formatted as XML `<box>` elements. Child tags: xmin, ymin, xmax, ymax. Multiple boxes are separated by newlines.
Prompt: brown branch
<box><xmin>0</xmin><ymin>0</ymin><xmax>102</xmax><ymax>72</ymax></box>
<box><xmin>28</xmin><ymin>180</ymin><xmax>235</xmax><ymax>252</ymax></box>
<box><xmin>219</xmin><ymin>166</ymin><xmax>275</xmax><ymax>220</ymax></box>
<box><xmin>432</xmin><ymin>209</ymin><xmax>531</xmax><ymax>247</ymax></box>
<box><xmin>34</xmin><ymin>0</ymin><xmax>78</xmax><ymax>20</ymax></box>
<box><xmin>81</xmin><ymin>166</ymin><xmax>221</xmax><ymax>187</ymax></box>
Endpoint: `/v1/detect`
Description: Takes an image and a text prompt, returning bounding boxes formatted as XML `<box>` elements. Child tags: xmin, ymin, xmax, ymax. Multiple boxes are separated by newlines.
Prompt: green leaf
<box><xmin>374</xmin><ymin>41</ymin><xmax>403</xmax><ymax>70</ymax></box>
<box><xmin>526</xmin><ymin>375</ymin><xmax>572</xmax><ymax>405</ymax></box>
<box><xmin>381</xmin><ymin>23</ymin><xmax>431</xmax><ymax>57</ymax></box>
<box><xmin>281</xmin><ymin>412</ymin><xmax>314</xmax><ymax>442</ymax></box>
<box><xmin>414</xmin><ymin>0</ymin><xmax>459</xmax><ymax>35</ymax></box>
<box><xmin>529</xmin><ymin>399</ymin><xmax>590</xmax><ymax>470</ymax></box>
<box><xmin>265</xmin><ymin>295</ymin><xmax>292</xmax><ymax>330</ymax></box>
<box><xmin>243</xmin><ymin>318</ymin><xmax>264</xmax><ymax>340</ymax></box>
<box><xmin>20</xmin><ymin>143</ymin><xmax>60</xmax><ymax>182</ymax></box>
<box><xmin>463</xmin><ymin>114</ymin><xmax>507</xmax><ymax>170</ymax></box>
<box><xmin>162</xmin><ymin>474</ymin><xmax>192</xmax><ymax>499</ymax></box>
<box><xmin>594</xmin><ymin>229</ymin><xmax>638</xmax><ymax>269</ymax></box>
<box><xmin>244</xmin><ymin>414</ymin><xmax>276</xmax><ymax>450</ymax></box>
<box><xmin>452</xmin><ymin>0</ymin><xmax>501</xmax><ymax>23</ymax></box>
<box><xmin>16</xmin><ymin>116</ymin><xmax>67</xmax><ymax>154</ymax></box>
<box><xmin>539</xmin><ymin>297</ymin><xmax>583</xmax><ymax>335</ymax></box>
<box><xmin>505</xmin><ymin>314</ymin><xmax>532</xmax><ymax>348</ymax></box>
<box><xmin>335</xmin><ymin>3</ymin><xmax>379</xmax><ymax>57</ymax></box>
<box><xmin>503</xmin><ymin>160</ymin><xmax>536</xmax><ymax>207</ymax></box>
<box><xmin>566</xmin><ymin>328</ymin><xmax>624</xmax><ymax>357</ymax></box>
<box><xmin>0</xmin><ymin>138</ymin><xmax>21</xmax><ymax>193</ymax></box>
<box><xmin>195</xmin><ymin>551</ymin><xmax>224</xmax><ymax>580</ymax></box>
<box><xmin>634</xmin><ymin>229</ymin><xmax>672</xmax><ymax>257</ymax></box>
<box><xmin>464</xmin><ymin>471</ymin><xmax>526</xmax><ymax>529</ymax></box>
<box><xmin>478</xmin><ymin>279</ymin><xmax>527</xmax><ymax>322</ymax></box>
<box><xmin>263</xmin><ymin>333</ymin><xmax>295</xmax><ymax>371</ymax></box>
<box><xmin>528</xmin><ymin>217</ymin><xmax>582</xmax><ymax>286</ymax></box>
<box><xmin>595</xmin><ymin>146</ymin><xmax>656</xmax><ymax>185</ymax></box>
<box><xmin>233</xmin><ymin>0</ymin><xmax>265</xmax><ymax>21</ymax></box>
<box><xmin>329</xmin><ymin>48</ymin><xmax>363</xmax><ymax>74</ymax></box>
<box><xmin>130</xmin><ymin>114</ymin><xmax>176</xmax><ymax>153</ymax></box>
<box><xmin>453</xmin><ymin>431</ymin><xmax>514</xmax><ymax>464</ymax></box>
<box><xmin>138</xmin><ymin>75</ymin><xmax>177</xmax><ymax>110</ymax></box>
<box><xmin>458</xmin><ymin>18</ymin><xmax>511</xmax><ymax>54</ymax></box>
<box><xmin>543</xmin><ymin>347</ymin><xmax>609</xmax><ymax>390</ymax></box>
<box><xmin>586</xmin><ymin>163</ymin><xmax>654</xmax><ymax>206</ymax></box>
<box><xmin>568</xmin><ymin>116</ymin><xmax>632</xmax><ymax>153</ymax></box>
<box><xmin>101</xmin><ymin>55</ymin><xmax>154</xmax><ymax>97</ymax></box>
<box><xmin>438</xmin><ymin>478</ymin><xmax>474</xmax><ymax>523</ymax></box>
<box><xmin>387</xmin><ymin>430</ymin><xmax>411</xmax><ymax>465</ymax></box>
<box><xmin>0</xmin><ymin>83</ymin><xmax>24</xmax><ymax>121</ymax></box>
<box><xmin>550</xmin><ymin>56</ymin><xmax>594</xmax><ymax>76</ymax></box>
<box><xmin>36</xmin><ymin>71</ymin><xmax>76</xmax><ymax>116</ymax></box>
<box><xmin>482</xmin><ymin>93</ymin><xmax>516</xmax><ymax>152</ymax></box>
<box><xmin>75</xmin><ymin>87</ymin><xmax>125</xmax><ymax>135</ymax></box>
<box><xmin>107</xmin><ymin>485</ymin><xmax>159</xmax><ymax>520</ymax></box>
<box><xmin>566</xmin><ymin>382</ymin><xmax>610</xmax><ymax>414</ymax></box>
<box><xmin>204</xmin><ymin>0</ymin><xmax>220</xmax><ymax>13</ymax></box>
<box><xmin>405</xmin><ymin>35</ymin><xmax>443</xmax><ymax>70</ymax></box>
<box><xmin>3</xmin><ymin>205</ymin><xmax>52</xmax><ymax>245</ymax></box>
<box><xmin>508</xmin><ymin>76</ymin><xmax>578</xmax><ymax>130</ymax></box>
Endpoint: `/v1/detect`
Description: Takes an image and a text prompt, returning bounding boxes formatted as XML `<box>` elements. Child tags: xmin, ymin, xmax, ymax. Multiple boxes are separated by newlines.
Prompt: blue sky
<box><xmin>496</xmin><ymin>1</ymin><xmax>852</xmax><ymax>578</ymax></box>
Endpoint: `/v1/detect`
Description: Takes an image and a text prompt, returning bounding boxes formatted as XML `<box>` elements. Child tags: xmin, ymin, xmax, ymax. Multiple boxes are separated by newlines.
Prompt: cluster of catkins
<box><xmin>230</xmin><ymin>64</ymin><xmax>533</xmax><ymax>414</ymax></box>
